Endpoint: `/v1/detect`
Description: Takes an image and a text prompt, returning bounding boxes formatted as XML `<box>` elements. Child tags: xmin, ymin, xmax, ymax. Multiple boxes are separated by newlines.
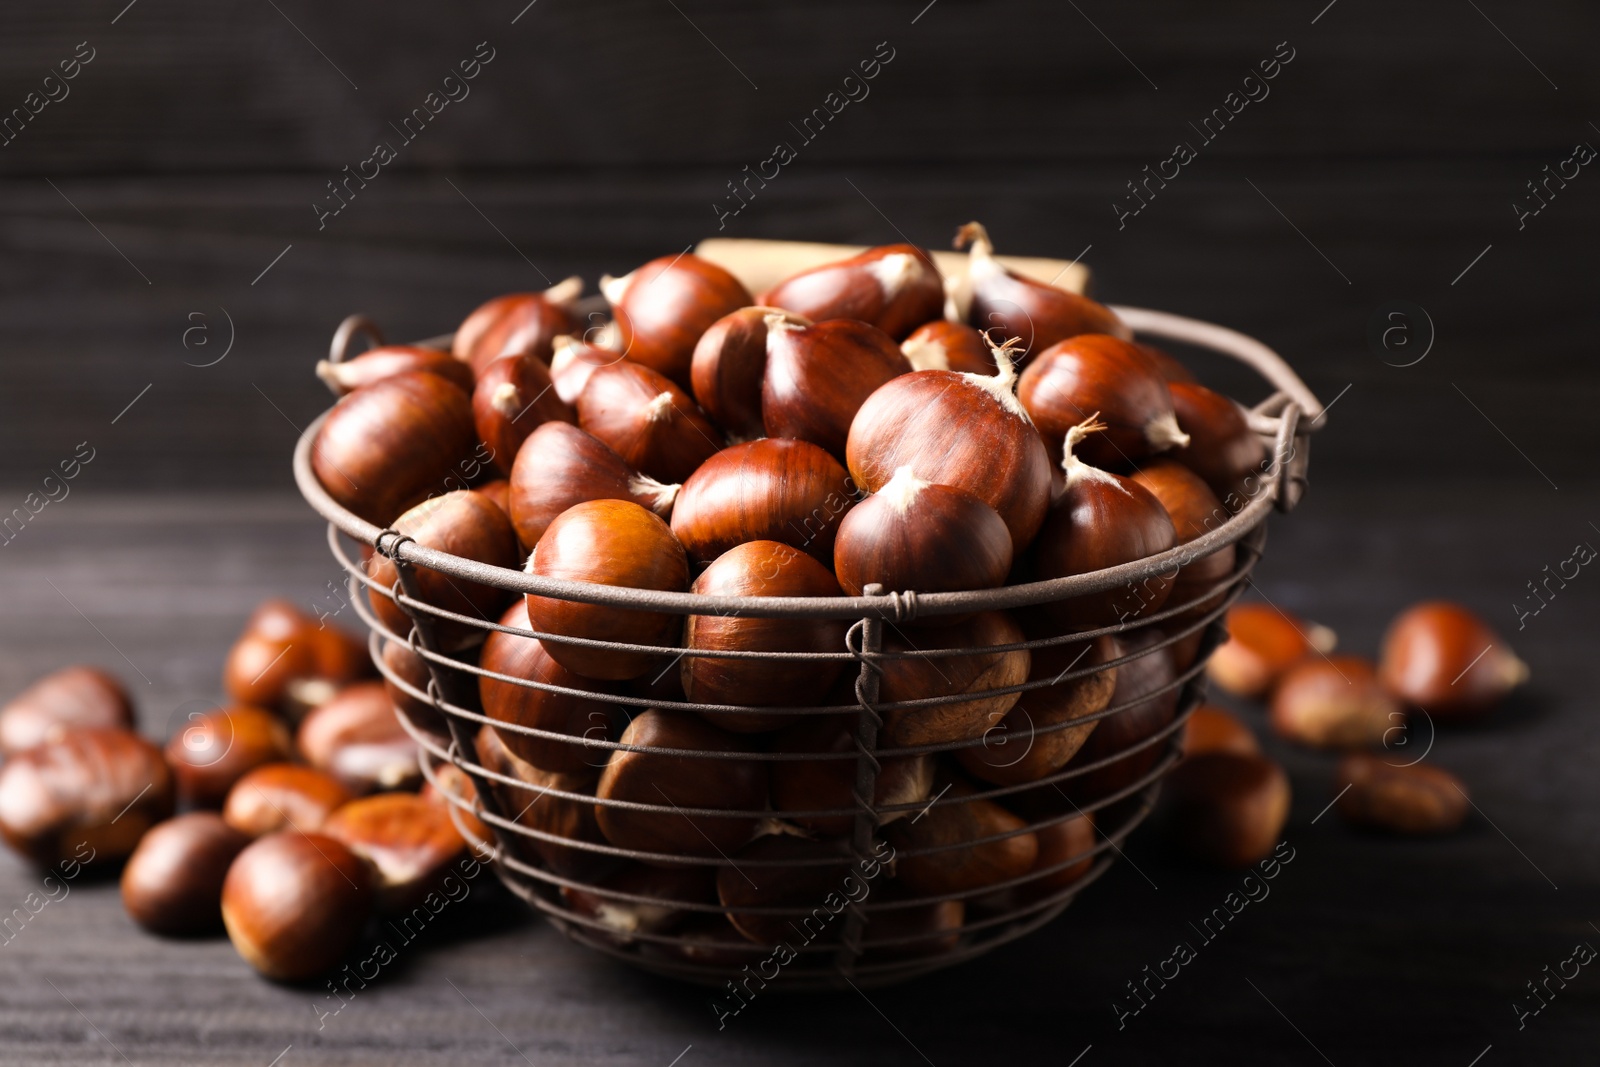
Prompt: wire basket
<box><xmin>294</xmin><ymin>302</ymin><xmax>1322</xmax><ymax>991</ymax></box>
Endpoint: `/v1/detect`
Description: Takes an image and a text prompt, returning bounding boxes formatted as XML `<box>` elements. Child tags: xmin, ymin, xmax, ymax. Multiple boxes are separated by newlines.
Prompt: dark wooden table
<box><xmin>2</xmin><ymin>480</ymin><xmax>1594</xmax><ymax>1066</ymax></box>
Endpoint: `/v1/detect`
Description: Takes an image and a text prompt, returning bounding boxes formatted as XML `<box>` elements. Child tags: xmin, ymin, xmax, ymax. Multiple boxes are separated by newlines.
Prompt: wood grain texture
<box><xmin>0</xmin><ymin>487</ymin><xmax>1594</xmax><ymax>1064</ymax></box>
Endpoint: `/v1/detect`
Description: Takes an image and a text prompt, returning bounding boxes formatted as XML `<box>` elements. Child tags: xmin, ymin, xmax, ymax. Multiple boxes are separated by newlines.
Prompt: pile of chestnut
<box><xmin>0</xmin><ymin>602</ymin><xmax>481</xmax><ymax>981</ymax></box>
<box><xmin>296</xmin><ymin>222</ymin><xmax>1287</xmax><ymax>970</ymax></box>
<box><xmin>1173</xmin><ymin>597</ymin><xmax>1529</xmax><ymax>856</ymax></box>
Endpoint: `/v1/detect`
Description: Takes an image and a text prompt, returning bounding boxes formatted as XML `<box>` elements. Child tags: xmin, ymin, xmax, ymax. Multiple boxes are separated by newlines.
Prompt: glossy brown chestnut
<box><xmin>1334</xmin><ymin>753</ymin><xmax>1469</xmax><ymax>835</ymax></box>
<box><xmin>1137</xmin><ymin>343</ymin><xmax>1195</xmax><ymax>384</ymax></box>
<box><xmin>859</xmin><ymin>887</ymin><xmax>966</xmax><ymax>960</ymax></box>
<box><xmin>1129</xmin><ymin>458</ymin><xmax>1237</xmax><ymax>620</ymax></box>
<box><xmin>682</xmin><ymin>541</ymin><xmax>847</xmax><ymax>731</ymax></box>
<box><xmin>878</xmin><ymin>611</ymin><xmax>1030</xmax><ymax>748</ymax></box>
<box><xmin>576</xmin><ymin>361</ymin><xmax>724</xmax><ymax>485</ymax></box>
<box><xmin>480</xmin><ymin>599</ymin><xmax>623</xmax><ymax>773</ymax></box>
<box><xmin>688</xmin><ymin>307</ymin><xmax>809</xmax><ymax>441</ymax></box>
<box><xmin>364</xmin><ymin>489</ymin><xmax>519</xmax><ymax>652</ymax></box>
<box><xmin>717</xmin><ymin>835</ymin><xmax>853</xmax><ymax>945</ymax></box>
<box><xmin>845</xmin><ymin>337</ymin><xmax>1052</xmax><ymax>554</ymax></box>
<box><xmin>758</xmin><ymin>243</ymin><xmax>944</xmax><ymax>340</ymax></box>
<box><xmin>379</xmin><ymin>639</ymin><xmax>450</xmax><ymax>738</ymax></box>
<box><xmin>321</xmin><ymin>793</ymin><xmax>468</xmax><ymax>914</ymax></box>
<box><xmin>1164</xmin><ymin>752</ymin><xmax>1290</xmax><ymax>867</ymax></box>
<box><xmin>472</xmin><ymin>352</ymin><xmax>577</xmax><ymax>476</ymax></box>
<box><xmin>834</xmin><ymin>466</ymin><xmax>1012</xmax><ymax>599</ymax></box>
<box><xmin>1207</xmin><ymin>602</ymin><xmax>1337</xmax><ymax>700</ymax></box>
<box><xmin>670</xmin><ymin>438</ymin><xmax>856</xmax><ymax>567</ymax></box>
<box><xmin>600</xmin><ymin>254</ymin><xmax>751</xmax><ymax>387</ymax></box>
<box><xmin>889</xmin><ymin>780</ymin><xmax>1039</xmax><ymax>894</ymax></box>
<box><xmin>1181</xmin><ymin>705</ymin><xmax>1260</xmax><ymax>758</ymax></box>
<box><xmin>223</xmin><ymin>600</ymin><xmax>373</xmax><ymax>718</ymax></box>
<box><xmin>476</xmin><ymin>477</ymin><xmax>513</xmax><ymax>519</ymax></box>
<box><xmin>637</xmin><ymin>915</ymin><xmax>769</xmax><ymax>968</ymax></box>
<box><xmin>120</xmin><ymin>812</ymin><xmax>249</xmax><ymax>936</ymax></box>
<box><xmin>1061</xmin><ymin>630</ymin><xmax>1179</xmax><ymax>803</ymax></box>
<box><xmin>1168</xmin><ymin>381</ymin><xmax>1268</xmax><ymax>504</ymax></box>
<box><xmin>0</xmin><ymin>665</ymin><xmax>133</xmax><ymax>756</ymax></box>
<box><xmin>475</xmin><ymin>725</ymin><xmax>609</xmax><ymax>878</ymax></box>
<box><xmin>769</xmin><ymin>712</ymin><xmax>933</xmax><ymax>836</ymax></box>
<box><xmin>1026</xmin><ymin>812</ymin><xmax>1097</xmax><ymax>896</ymax></box>
<box><xmin>900</xmin><ymin>320</ymin><xmax>999</xmax><ymax>374</ymax></box>
<box><xmin>222</xmin><ymin>763</ymin><xmax>353</xmax><ymax>838</ymax></box>
<box><xmin>593</xmin><ymin>709</ymin><xmax>767</xmax><ymax>858</ymax></box>
<box><xmin>1378</xmin><ymin>601</ymin><xmax>1528</xmax><ymax>719</ymax></box>
<box><xmin>1032</xmin><ymin>420</ymin><xmax>1178</xmax><ymax>630</ymax></box>
<box><xmin>0</xmin><ymin>727</ymin><xmax>174</xmax><ymax>867</ymax></box>
<box><xmin>310</xmin><ymin>370</ymin><xmax>477</xmax><ymax>526</ymax></box>
<box><xmin>453</xmin><ymin>277</ymin><xmax>583</xmax><ymax>373</ymax></box>
<box><xmin>1018</xmin><ymin>334</ymin><xmax>1189</xmax><ymax>471</ymax></box>
<box><xmin>562</xmin><ymin>862</ymin><xmax>716</xmax><ymax>942</ymax></box>
<box><xmin>763</xmin><ymin>317</ymin><xmax>911</xmax><ymax>459</ymax></box>
<box><xmin>549</xmin><ymin>335</ymin><xmax>626</xmax><ymax>406</ymax></box>
<box><xmin>1270</xmin><ymin>656</ymin><xmax>1402</xmax><ymax>749</ymax></box>
<box><xmin>507</xmin><ymin>421</ymin><xmax>679</xmax><ymax>551</ymax></box>
<box><xmin>296</xmin><ymin>682</ymin><xmax>420</xmax><ymax>794</ymax></box>
<box><xmin>956</xmin><ymin>636</ymin><xmax>1118</xmax><ymax>786</ymax></box>
<box><xmin>166</xmin><ymin>705</ymin><xmax>293</xmax><ymax>809</ymax></box>
<box><xmin>420</xmin><ymin>760</ymin><xmax>491</xmax><ymax>847</ymax></box>
<box><xmin>315</xmin><ymin>345</ymin><xmax>474</xmax><ymax>397</ymax></box>
<box><xmin>221</xmin><ymin>830</ymin><xmax>374</xmax><ymax>981</ymax></box>
<box><xmin>945</xmin><ymin>222</ymin><xmax>1130</xmax><ymax>357</ymax></box>
<box><xmin>524</xmin><ymin>499</ymin><xmax>690</xmax><ymax>681</ymax></box>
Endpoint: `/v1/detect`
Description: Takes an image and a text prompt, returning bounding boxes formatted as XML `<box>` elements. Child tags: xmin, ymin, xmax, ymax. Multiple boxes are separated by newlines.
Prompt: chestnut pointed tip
<box><xmin>1307</xmin><ymin>623</ymin><xmax>1339</xmax><ymax>655</ymax></box>
<box><xmin>599</xmin><ymin>272</ymin><xmax>631</xmax><ymax>306</ymax></box>
<box><xmin>901</xmin><ymin>334</ymin><xmax>949</xmax><ymax>371</ymax></box>
<box><xmin>544</xmin><ymin>275</ymin><xmax>584</xmax><ymax>308</ymax></box>
<box><xmin>314</xmin><ymin>359</ymin><xmax>345</xmax><ymax>394</ymax></box>
<box><xmin>490</xmin><ymin>381</ymin><xmax>523</xmax><ymax>418</ymax></box>
<box><xmin>1146</xmin><ymin>411</ymin><xmax>1192</xmax><ymax>452</ymax></box>
<box><xmin>865</xmin><ymin>251</ymin><xmax>918</xmax><ymax>298</ymax></box>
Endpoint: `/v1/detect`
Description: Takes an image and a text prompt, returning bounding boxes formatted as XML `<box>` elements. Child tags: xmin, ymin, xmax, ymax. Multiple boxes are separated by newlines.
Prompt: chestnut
<box><xmin>223</xmin><ymin>763</ymin><xmax>353</xmax><ymax>838</ymax></box>
<box><xmin>1208</xmin><ymin>602</ymin><xmax>1338</xmax><ymax>700</ymax></box>
<box><xmin>860</xmin><ymin>889</ymin><xmax>965</xmax><ymax>960</ymax></box>
<box><xmin>223</xmin><ymin>600</ymin><xmax>373</xmax><ymax>719</ymax></box>
<box><xmin>1270</xmin><ymin>656</ymin><xmax>1402</xmax><ymax>749</ymax></box>
<box><xmin>593</xmin><ymin>709</ymin><xmax>767</xmax><ymax>858</ymax></box>
<box><xmin>452</xmin><ymin>277</ymin><xmax>583</xmax><ymax>373</ymax></box>
<box><xmin>1026</xmin><ymin>811</ymin><xmax>1097</xmax><ymax>896</ymax></box>
<box><xmin>1128</xmin><ymin>458</ymin><xmax>1236</xmax><ymax>620</ymax></box>
<box><xmin>1163</xmin><ymin>752</ymin><xmax>1290</xmax><ymax>868</ymax></box>
<box><xmin>1017</xmin><ymin>334</ymin><xmax>1189</xmax><ymax>469</ymax></box>
<box><xmin>364</xmin><ymin>489</ymin><xmax>519</xmax><ymax>652</ymax></box>
<box><xmin>758</xmin><ymin>243</ymin><xmax>944</xmax><ymax>340</ymax></box>
<box><xmin>379</xmin><ymin>639</ymin><xmax>450</xmax><ymax>739</ymax></box>
<box><xmin>321</xmin><ymin>793</ymin><xmax>468</xmax><ymax>914</ymax></box>
<box><xmin>1181</xmin><ymin>705</ymin><xmax>1260</xmax><ymax>758</ymax></box>
<box><xmin>1168</xmin><ymin>381</ymin><xmax>1268</xmax><ymax>504</ymax></box>
<box><xmin>834</xmin><ymin>466</ymin><xmax>1012</xmax><ymax>599</ymax></box>
<box><xmin>888</xmin><ymin>780</ymin><xmax>1039</xmax><ymax>894</ymax></box>
<box><xmin>120</xmin><ymin>812</ymin><xmax>249</xmax><ymax>936</ymax></box>
<box><xmin>0</xmin><ymin>665</ymin><xmax>133</xmax><ymax>756</ymax></box>
<box><xmin>1032</xmin><ymin>419</ymin><xmax>1177</xmax><ymax>629</ymax></box>
<box><xmin>166</xmin><ymin>705</ymin><xmax>293</xmax><ymax>809</ymax></box>
<box><xmin>480</xmin><ymin>599</ymin><xmax>623</xmax><ymax>773</ymax></box>
<box><xmin>763</xmin><ymin>317</ymin><xmax>911</xmax><ymax>460</ymax></box>
<box><xmin>549</xmin><ymin>335</ymin><xmax>626</xmax><ymax>407</ymax></box>
<box><xmin>576</xmin><ymin>361</ymin><xmax>725</xmax><ymax>485</ymax></box>
<box><xmin>900</xmin><ymin>320</ymin><xmax>998</xmax><ymax>375</ymax></box>
<box><xmin>0</xmin><ymin>726</ymin><xmax>175</xmax><ymax>867</ymax></box>
<box><xmin>689</xmin><ymin>307</ymin><xmax>809</xmax><ymax>440</ymax></box>
<box><xmin>1061</xmin><ymin>629</ymin><xmax>1179</xmax><ymax>803</ymax></box>
<box><xmin>638</xmin><ymin>915</ymin><xmax>768</xmax><ymax>968</ymax></box>
<box><xmin>670</xmin><ymin>437</ymin><xmax>856</xmax><ymax>567</ymax></box>
<box><xmin>1378</xmin><ymin>601</ymin><xmax>1528</xmax><ymax>719</ymax></box>
<box><xmin>221</xmin><ymin>830</ymin><xmax>375</xmax><ymax>981</ymax></box>
<box><xmin>600</xmin><ymin>253</ymin><xmax>752</xmax><ymax>388</ymax></box>
<box><xmin>956</xmin><ymin>636</ymin><xmax>1118</xmax><ymax>786</ymax></box>
<box><xmin>524</xmin><ymin>498</ymin><xmax>690</xmax><ymax>681</ymax></box>
<box><xmin>1137</xmin><ymin>342</ymin><xmax>1195</xmax><ymax>384</ymax></box>
<box><xmin>310</xmin><ymin>370</ymin><xmax>477</xmax><ymax>526</ymax></box>
<box><xmin>717</xmin><ymin>835</ymin><xmax>852</xmax><ymax>945</ymax></box>
<box><xmin>845</xmin><ymin>335</ymin><xmax>1052</xmax><ymax>553</ymax></box>
<box><xmin>421</xmin><ymin>760</ymin><xmax>491</xmax><ymax>847</ymax></box>
<box><xmin>475</xmin><ymin>725</ymin><xmax>609</xmax><ymax>878</ymax></box>
<box><xmin>682</xmin><ymin>541</ymin><xmax>847</xmax><ymax>732</ymax></box>
<box><xmin>1334</xmin><ymin>753</ymin><xmax>1469</xmax><ymax>835</ymax></box>
<box><xmin>878</xmin><ymin>611</ymin><xmax>1030</xmax><ymax>748</ymax></box>
<box><xmin>562</xmin><ymin>862</ymin><xmax>716</xmax><ymax>942</ymax></box>
<box><xmin>507</xmin><ymin>421</ymin><xmax>679</xmax><ymax>551</ymax></box>
<box><xmin>296</xmin><ymin>682</ymin><xmax>420</xmax><ymax>794</ymax></box>
<box><xmin>945</xmin><ymin>222</ymin><xmax>1129</xmax><ymax>357</ymax></box>
<box><xmin>472</xmin><ymin>352</ymin><xmax>577</xmax><ymax>476</ymax></box>
<box><xmin>315</xmin><ymin>344</ymin><xmax>474</xmax><ymax>397</ymax></box>
<box><xmin>769</xmin><ymin>713</ymin><xmax>933</xmax><ymax>836</ymax></box>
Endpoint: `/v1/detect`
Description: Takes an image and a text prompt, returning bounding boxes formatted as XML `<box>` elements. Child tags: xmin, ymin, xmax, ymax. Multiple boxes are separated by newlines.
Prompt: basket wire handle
<box><xmin>373</xmin><ymin>527</ymin><xmax>518</xmax><ymax>868</ymax></box>
<box><xmin>834</xmin><ymin>584</ymin><xmax>888</xmax><ymax>976</ymax></box>
<box><xmin>328</xmin><ymin>313</ymin><xmax>386</xmax><ymax>365</ymax></box>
